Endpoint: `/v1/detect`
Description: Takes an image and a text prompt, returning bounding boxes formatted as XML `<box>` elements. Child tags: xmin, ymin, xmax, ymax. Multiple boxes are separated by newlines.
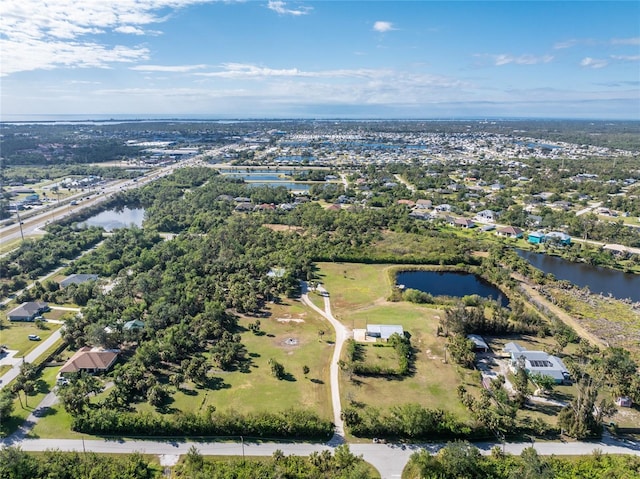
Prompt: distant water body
<box><xmin>2</xmin><ymin>115</ymin><xmax>577</xmax><ymax>125</ymax></box>
<box><xmin>0</xmin><ymin>115</ymin><xmax>252</xmax><ymax>125</ymax></box>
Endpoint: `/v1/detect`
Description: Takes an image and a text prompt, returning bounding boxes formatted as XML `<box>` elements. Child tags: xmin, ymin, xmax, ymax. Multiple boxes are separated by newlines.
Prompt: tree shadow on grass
<box><xmin>353</xmin><ymin>343</ymin><xmax>366</xmax><ymax>361</ymax></box>
<box><xmin>203</xmin><ymin>376</ymin><xmax>230</xmax><ymax>391</ymax></box>
<box><xmin>523</xmin><ymin>402</ymin><xmax>562</xmax><ymax>417</ymax></box>
<box><xmin>280</xmin><ymin>372</ymin><xmax>297</xmax><ymax>382</ymax></box>
<box><xmin>33</xmin><ymin>405</ymin><xmax>57</xmax><ymax>418</ymax></box>
<box><xmin>35</xmin><ymin>379</ymin><xmax>51</xmax><ymax>395</ymax></box>
<box><xmin>310</xmin><ymin>378</ymin><xmax>324</xmax><ymax>384</ymax></box>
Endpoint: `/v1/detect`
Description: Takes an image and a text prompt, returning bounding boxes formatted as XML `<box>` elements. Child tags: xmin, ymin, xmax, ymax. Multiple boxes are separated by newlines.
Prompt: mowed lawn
<box><xmin>0</xmin><ymin>321</ymin><xmax>62</xmax><ymax>356</ymax></box>
<box><xmin>314</xmin><ymin>262</ymin><xmax>395</xmax><ymax>315</ymax></box>
<box><xmin>136</xmin><ymin>299</ymin><xmax>335</xmax><ymax>420</ymax></box>
<box><xmin>31</xmin><ymin>299</ymin><xmax>335</xmax><ymax>438</ymax></box>
<box><xmin>316</xmin><ymin>262</ymin><xmax>471</xmax><ymax>419</ymax></box>
<box><xmin>2</xmin><ymin>366</ymin><xmax>59</xmax><ymax>438</ymax></box>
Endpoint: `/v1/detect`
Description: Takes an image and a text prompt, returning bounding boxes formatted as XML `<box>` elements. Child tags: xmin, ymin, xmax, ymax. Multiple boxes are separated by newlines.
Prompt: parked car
<box><xmin>28</xmin><ymin>334</ymin><xmax>41</xmax><ymax>341</ymax></box>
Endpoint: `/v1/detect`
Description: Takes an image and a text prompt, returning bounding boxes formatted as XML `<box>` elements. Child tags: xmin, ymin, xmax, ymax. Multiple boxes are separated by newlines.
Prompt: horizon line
<box><xmin>2</xmin><ymin>115</ymin><xmax>640</xmax><ymax>124</ymax></box>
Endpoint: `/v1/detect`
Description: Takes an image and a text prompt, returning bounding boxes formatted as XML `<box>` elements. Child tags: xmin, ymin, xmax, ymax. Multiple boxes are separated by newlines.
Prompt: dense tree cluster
<box><xmin>0</xmin><ymin>447</ymin><xmax>158</xmax><ymax>479</ymax></box>
<box><xmin>404</xmin><ymin>443</ymin><xmax>640</xmax><ymax>479</ymax></box>
<box><xmin>72</xmin><ymin>407</ymin><xmax>333</xmax><ymax>439</ymax></box>
<box><xmin>0</xmin><ymin>130</ymin><xmax>142</xmax><ymax>165</ymax></box>
<box><xmin>174</xmin><ymin>445</ymin><xmax>374</xmax><ymax>479</ymax></box>
<box><xmin>341</xmin><ymin>404</ymin><xmax>471</xmax><ymax>439</ymax></box>
<box><xmin>0</xmin><ymin>225</ymin><xmax>103</xmax><ymax>297</ymax></box>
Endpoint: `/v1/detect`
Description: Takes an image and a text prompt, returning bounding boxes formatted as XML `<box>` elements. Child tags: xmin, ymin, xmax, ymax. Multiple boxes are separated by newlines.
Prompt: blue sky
<box><xmin>1</xmin><ymin>1</ymin><xmax>639</xmax><ymax>119</ymax></box>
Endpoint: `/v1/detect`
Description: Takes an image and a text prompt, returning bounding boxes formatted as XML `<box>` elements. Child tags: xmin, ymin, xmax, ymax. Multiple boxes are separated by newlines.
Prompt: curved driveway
<box><xmin>300</xmin><ymin>281</ymin><xmax>348</xmax><ymax>444</ymax></box>
<box><xmin>3</xmin><ymin>261</ymin><xmax>640</xmax><ymax>478</ymax></box>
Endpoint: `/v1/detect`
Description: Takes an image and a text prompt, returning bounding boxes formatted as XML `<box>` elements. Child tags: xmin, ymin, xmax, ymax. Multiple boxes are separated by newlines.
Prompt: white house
<box><xmin>474</xmin><ymin>209</ymin><xmax>499</xmax><ymax>223</ymax></box>
<box><xmin>505</xmin><ymin>342</ymin><xmax>569</xmax><ymax>384</ymax></box>
<box><xmin>366</xmin><ymin>324</ymin><xmax>404</xmax><ymax>341</ymax></box>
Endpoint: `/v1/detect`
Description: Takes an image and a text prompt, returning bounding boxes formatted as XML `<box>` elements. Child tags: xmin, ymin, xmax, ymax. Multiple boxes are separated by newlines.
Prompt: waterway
<box><xmin>221</xmin><ymin>172</ymin><xmax>294</xmax><ymax>182</ymax></box>
<box><xmin>396</xmin><ymin>270</ymin><xmax>509</xmax><ymax>307</ymax></box>
<box><xmin>517</xmin><ymin>250</ymin><xmax>640</xmax><ymax>302</ymax></box>
<box><xmin>83</xmin><ymin>207</ymin><xmax>145</xmax><ymax>232</ymax></box>
<box><xmin>218</xmin><ymin>170</ymin><xmax>317</xmax><ymax>191</ymax></box>
<box><xmin>244</xmin><ymin>182</ymin><xmax>313</xmax><ymax>192</ymax></box>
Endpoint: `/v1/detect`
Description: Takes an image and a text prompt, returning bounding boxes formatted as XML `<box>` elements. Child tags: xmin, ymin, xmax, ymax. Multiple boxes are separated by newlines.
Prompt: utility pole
<box><xmin>15</xmin><ymin>208</ymin><xmax>25</xmax><ymax>241</ymax></box>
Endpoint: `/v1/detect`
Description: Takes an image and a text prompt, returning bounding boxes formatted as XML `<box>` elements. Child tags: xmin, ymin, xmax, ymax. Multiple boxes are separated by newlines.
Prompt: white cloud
<box><xmin>554</xmin><ymin>37</ymin><xmax>640</xmax><ymax>49</ymax></box>
<box><xmin>0</xmin><ymin>38</ymin><xmax>149</xmax><ymax>76</ymax></box>
<box><xmin>373</xmin><ymin>21</ymin><xmax>395</xmax><ymax>33</ymax></box>
<box><xmin>114</xmin><ymin>26</ymin><xmax>147</xmax><ymax>35</ymax></box>
<box><xmin>553</xmin><ymin>39</ymin><xmax>580</xmax><ymax>49</ymax></box>
<box><xmin>476</xmin><ymin>54</ymin><xmax>554</xmax><ymax>66</ymax></box>
<box><xmin>0</xmin><ymin>0</ymin><xmax>216</xmax><ymax>75</ymax></box>
<box><xmin>611</xmin><ymin>55</ymin><xmax>640</xmax><ymax>62</ymax></box>
<box><xmin>580</xmin><ymin>57</ymin><xmax>608</xmax><ymax>69</ymax></box>
<box><xmin>267</xmin><ymin>1</ymin><xmax>311</xmax><ymax>16</ymax></box>
<box><xmin>69</xmin><ymin>80</ymin><xmax>102</xmax><ymax>84</ymax></box>
<box><xmin>131</xmin><ymin>64</ymin><xmax>209</xmax><ymax>72</ymax></box>
<box><xmin>195</xmin><ymin>63</ymin><xmax>388</xmax><ymax>79</ymax></box>
<box><xmin>610</xmin><ymin>37</ymin><xmax>640</xmax><ymax>46</ymax></box>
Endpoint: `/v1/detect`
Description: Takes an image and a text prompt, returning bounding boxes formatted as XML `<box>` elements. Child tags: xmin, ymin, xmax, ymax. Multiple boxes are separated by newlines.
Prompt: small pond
<box><xmin>82</xmin><ymin>207</ymin><xmax>145</xmax><ymax>232</ymax></box>
<box><xmin>396</xmin><ymin>270</ymin><xmax>509</xmax><ymax>307</ymax></box>
<box><xmin>517</xmin><ymin>250</ymin><xmax>640</xmax><ymax>302</ymax></box>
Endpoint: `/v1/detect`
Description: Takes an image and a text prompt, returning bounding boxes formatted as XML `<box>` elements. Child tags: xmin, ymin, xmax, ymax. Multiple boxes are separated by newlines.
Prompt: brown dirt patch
<box><xmin>262</xmin><ymin>224</ymin><xmax>305</xmax><ymax>233</ymax></box>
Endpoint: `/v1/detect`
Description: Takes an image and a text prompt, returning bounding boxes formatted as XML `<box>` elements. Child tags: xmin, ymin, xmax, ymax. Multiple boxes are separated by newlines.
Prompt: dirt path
<box><xmin>513</xmin><ymin>273</ymin><xmax>606</xmax><ymax>348</ymax></box>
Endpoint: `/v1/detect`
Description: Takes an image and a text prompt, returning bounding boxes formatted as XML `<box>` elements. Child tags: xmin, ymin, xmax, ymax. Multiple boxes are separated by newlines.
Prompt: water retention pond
<box><xmin>82</xmin><ymin>207</ymin><xmax>145</xmax><ymax>232</ymax></box>
<box><xmin>396</xmin><ymin>270</ymin><xmax>509</xmax><ymax>308</ymax></box>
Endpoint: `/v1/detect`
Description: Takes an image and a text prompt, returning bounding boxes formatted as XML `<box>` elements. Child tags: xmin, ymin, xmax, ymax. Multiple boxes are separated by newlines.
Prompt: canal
<box><xmin>517</xmin><ymin>250</ymin><xmax>640</xmax><ymax>302</ymax></box>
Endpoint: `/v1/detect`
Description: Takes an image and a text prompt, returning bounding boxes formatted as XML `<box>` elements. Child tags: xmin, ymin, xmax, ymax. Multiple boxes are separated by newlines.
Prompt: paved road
<box><xmin>1</xmin><ymin>159</ymin><xmax>193</xmax><ymax>246</ymax></box>
<box><xmin>300</xmin><ymin>282</ymin><xmax>348</xmax><ymax>444</ymax></box>
<box><xmin>3</xmin><ymin>434</ymin><xmax>639</xmax><ymax>479</ymax></box>
<box><xmin>576</xmin><ymin>201</ymin><xmax>603</xmax><ymax>216</ymax></box>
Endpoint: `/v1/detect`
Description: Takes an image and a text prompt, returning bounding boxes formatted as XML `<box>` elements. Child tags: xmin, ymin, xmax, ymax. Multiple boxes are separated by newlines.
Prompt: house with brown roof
<box><xmin>454</xmin><ymin>217</ymin><xmax>476</xmax><ymax>229</ymax></box>
<box><xmin>415</xmin><ymin>199</ymin><xmax>433</xmax><ymax>209</ymax></box>
<box><xmin>496</xmin><ymin>225</ymin><xmax>524</xmax><ymax>239</ymax></box>
<box><xmin>59</xmin><ymin>347</ymin><xmax>119</xmax><ymax>375</ymax></box>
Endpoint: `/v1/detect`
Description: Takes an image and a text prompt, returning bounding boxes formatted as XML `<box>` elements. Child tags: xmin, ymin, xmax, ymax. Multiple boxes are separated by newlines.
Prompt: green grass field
<box><xmin>33</xmin><ymin>299</ymin><xmax>335</xmax><ymax>438</ymax></box>
<box><xmin>314</xmin><ymin>262</ymin><xmax>395</xmax><ymax>314</ymax></box>
<box><xmin>28</xmin><ymin>403</ymin><xmax>78</xmax><ymax>439</ymax></box>
<box><xmin>357</xmin><ymin>344</ymin><xmax>400</xmax><ymax>371</ymax></box>
<box><xmin>316</xmin><ymin>262</ymin><xmax>472</xmax><ymax>419</ymax></box>
<box><xmin>0</xmin><ymin>321</ymin><xmax>62</xmax><ymax>356</ymax></box>
<box><xmin>0</xmin><ymin>238</ymin><xmax>23</xmax><ymax>255</ymax></box>
<box><xmin>1</xmin><ymin>366</ymin><xmax>59</xmax><ymax>438</ymax></box>
<box><xmin>161</xmin><ymin>300</ymin><xmax>334</xmax><ymax>419</ymax></box>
